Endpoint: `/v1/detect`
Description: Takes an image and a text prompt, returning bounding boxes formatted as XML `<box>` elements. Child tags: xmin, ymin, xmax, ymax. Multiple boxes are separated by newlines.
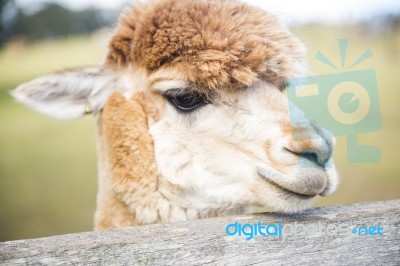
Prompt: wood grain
<box><xmin>1</xmin><ymin>200</ymin><xmax>399</xmax><ymax>265</ymax></box>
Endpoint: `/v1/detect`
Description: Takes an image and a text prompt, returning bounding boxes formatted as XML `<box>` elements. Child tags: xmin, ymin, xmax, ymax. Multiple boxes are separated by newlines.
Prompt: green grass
<box><xmin>0</xmin><ymin>34</ymin><xmax>107</xmax><ymax>241</ymax></box>
<box><xmin>0</xmin><ymin>99</ymin><xmax>97</xmax><ymax>240</ymax></box>
<box><xmin>0</xmin><ymin>26</ymin><xmax>399</xmax><ymax>241</ymax></box>
<box><xmin>0</xmin><ymin>34</ymin><xmax>108</xmax><ymax>90</ymax></box>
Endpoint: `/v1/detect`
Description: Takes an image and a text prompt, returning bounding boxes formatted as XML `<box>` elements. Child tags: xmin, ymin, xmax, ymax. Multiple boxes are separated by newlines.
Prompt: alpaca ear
<box><xmin>12</xmin><ymin>66</ymin><xmax>127</xmax><ymax>119</ymax></box>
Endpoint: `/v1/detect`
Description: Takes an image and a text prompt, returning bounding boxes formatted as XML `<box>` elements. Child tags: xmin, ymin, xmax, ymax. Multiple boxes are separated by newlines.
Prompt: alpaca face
<box><xmin>12</xmin><ymin>0</ymin><xmax>339</xmax><ymax>223</ymax></box>
<box><xmin>143</xmin><ymin>70</ymin><xmax>338</xmax><ymax>212</ymax></box>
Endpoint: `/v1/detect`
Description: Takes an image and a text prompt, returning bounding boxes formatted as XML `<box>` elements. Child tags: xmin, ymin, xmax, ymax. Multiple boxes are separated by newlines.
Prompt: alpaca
<box><xmin>12</xmin><ymin>0</ymin><xmax>339</xmax><ymax>230</ymax></box>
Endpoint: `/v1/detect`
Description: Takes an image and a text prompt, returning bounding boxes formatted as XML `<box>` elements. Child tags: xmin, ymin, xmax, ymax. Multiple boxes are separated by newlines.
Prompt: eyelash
<box><xmin>163</xmin><ymin>89</ymin><xmax>209</xmax><ymax>113</ymax></box>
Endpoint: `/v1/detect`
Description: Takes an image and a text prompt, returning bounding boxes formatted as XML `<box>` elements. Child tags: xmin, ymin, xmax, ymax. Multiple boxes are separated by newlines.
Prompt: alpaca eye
<box><xmin>165</xmin><ymin>90</ymin><xmax>208</xmax><ymax>112</ymax></box>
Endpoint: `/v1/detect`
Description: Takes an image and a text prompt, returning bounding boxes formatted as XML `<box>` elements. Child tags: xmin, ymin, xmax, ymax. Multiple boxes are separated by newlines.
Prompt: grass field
<box><xmin>1</xmin><ymin>26</ymin><xmax>399</xmax><ymax>241</ymax></box>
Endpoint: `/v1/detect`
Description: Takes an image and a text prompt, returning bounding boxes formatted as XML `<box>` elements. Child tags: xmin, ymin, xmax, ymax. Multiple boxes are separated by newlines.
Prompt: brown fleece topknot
<box><xmin>106</xmin><ymin>0</ymin><xmax>306</xmax><ymax>91</ymax></box>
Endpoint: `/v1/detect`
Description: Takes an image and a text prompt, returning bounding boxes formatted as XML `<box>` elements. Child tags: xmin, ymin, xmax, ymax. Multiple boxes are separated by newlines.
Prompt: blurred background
<box><xmin>0</xmin><ymin>0</ymin><xmax>399</xmax><ymax>242</ymax></box>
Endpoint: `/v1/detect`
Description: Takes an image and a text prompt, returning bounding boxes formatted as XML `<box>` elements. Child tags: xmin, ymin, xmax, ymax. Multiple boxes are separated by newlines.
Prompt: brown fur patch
<box><xmin>282</xmin><ymin>123</ymin><xmax>292</xmax><ymax>136</ymax></box>
<box><xmin>101</xmin><ymin>92</ymin><xmax>158</xmax><ymax>186</ymax></box>
<box><xmin>106</xmin><ymin>0</ymin><xmax>306</xmax><ymax>94</ymax></box>
<box><xmin>95</xmin><ymin>92</ymin><xmax>159</xmax><ymax>227</ymax></box>
<box><xmin>95</xmin><ymin>189</ymin><xmax>138</xmax><ymax>230</ymax></box>
<box><xmin>283</xmin><ymin>123</ymin><xmax>320</xmax><ymax>153</ymax></box>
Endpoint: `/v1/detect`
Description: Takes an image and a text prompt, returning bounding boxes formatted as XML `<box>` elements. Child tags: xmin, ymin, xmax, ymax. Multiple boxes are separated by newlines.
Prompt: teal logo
<box><xmin>225</xmin><ymin>221</ymin><xmax>283</xmax><ymax>241</ymax></box>
<box><xmin>287</xmin><ymin>39</ymin><xmax>382</xmax><ymax>164</ymax></box>
<box><xmin>352</xmin><ymin>225</ymin><xmax>384</xmax><ymax>236</ymax></box>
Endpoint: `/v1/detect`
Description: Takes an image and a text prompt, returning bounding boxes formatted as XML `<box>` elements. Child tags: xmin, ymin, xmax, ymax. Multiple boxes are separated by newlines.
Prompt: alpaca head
<box><xmin>12</xmin><ymin>0</ymin><xmax>338</xmax><ymax>224</ymax></box>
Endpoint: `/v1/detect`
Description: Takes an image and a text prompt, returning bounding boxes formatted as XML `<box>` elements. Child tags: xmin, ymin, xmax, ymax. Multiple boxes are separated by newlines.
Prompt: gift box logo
<box><xmin>287</xmin><ymin>39</ymin><xmax>382</xmax><ymax>164</ymax></box>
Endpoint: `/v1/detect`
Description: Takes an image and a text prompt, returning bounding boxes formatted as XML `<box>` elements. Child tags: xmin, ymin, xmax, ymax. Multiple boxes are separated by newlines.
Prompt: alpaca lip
<box><xmin>257</xmin><ymin>170</ymin><xmax>317</xmax><ymax>199</ymax></box>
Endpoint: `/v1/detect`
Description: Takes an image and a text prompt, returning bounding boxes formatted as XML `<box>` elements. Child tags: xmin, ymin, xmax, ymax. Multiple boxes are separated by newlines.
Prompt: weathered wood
<box><xmin>1</xmin><ymin>200</ymin><xmax>399</xmax><ymax>265</ymax></box>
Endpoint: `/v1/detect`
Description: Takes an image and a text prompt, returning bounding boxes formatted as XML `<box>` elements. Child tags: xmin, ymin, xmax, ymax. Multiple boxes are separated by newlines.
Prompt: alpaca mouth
<box><xmin>257</xmin><ymin>168</ymin><xmax>319</xmax><ymax>200</ymax></box>
<box><xmin>262</xmin><ymin>177</ymin><xmax>317</xmax><ymax>199</ymax></box>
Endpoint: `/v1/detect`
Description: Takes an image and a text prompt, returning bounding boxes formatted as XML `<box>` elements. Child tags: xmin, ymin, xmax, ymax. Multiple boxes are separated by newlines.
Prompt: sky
<box><xmin>15</xmin><ymin>0</ymin><xmax>400</xmax><ymax>24</ymax></box>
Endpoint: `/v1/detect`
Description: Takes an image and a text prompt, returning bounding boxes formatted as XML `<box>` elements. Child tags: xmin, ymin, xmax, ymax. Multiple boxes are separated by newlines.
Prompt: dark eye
<box><xmin>164</xmin><ymin>90</ymin><xmax>208</xmax><ymax>112</ymax></box>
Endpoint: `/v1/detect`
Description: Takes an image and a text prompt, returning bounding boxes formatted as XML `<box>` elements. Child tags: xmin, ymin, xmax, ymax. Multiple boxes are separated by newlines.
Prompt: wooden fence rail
<box><xmin>1</xmin><ymin>199</ymin><xmax>399</xmax><ymax>265</ymax></box>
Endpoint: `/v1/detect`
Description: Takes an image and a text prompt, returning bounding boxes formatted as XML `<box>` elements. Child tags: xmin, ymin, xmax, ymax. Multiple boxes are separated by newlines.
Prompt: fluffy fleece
<box><xmin>106</xmin><ymin>0</ymin><xmax>306</xmax><ymax>93</ymax></box>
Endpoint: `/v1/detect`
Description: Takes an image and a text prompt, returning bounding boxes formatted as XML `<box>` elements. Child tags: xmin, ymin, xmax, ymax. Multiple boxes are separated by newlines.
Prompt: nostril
<box><xmin>299</xmin><ymin>151</ymin><xmax>324</xmax><ymax>168</ymax></box>
<box><xmin>285</xmin><ymin>147</ymin><xmax>329</xmax><ymax>168</ymax></box>
<box><xmin>285</xmin><ymin>132</ymin><xmax>334</xmax><ymax>167</ymax></box>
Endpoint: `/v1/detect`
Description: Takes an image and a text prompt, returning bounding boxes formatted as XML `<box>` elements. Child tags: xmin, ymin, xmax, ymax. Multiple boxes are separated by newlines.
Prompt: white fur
<box><xmin>149</xmin><ymin>79</ymin><xmax>339</xmax><ymax>213</ymax></box>
<box><xmin>153</xmin><ymin>80</ymin><xmax>190</xmax><ymax>92</ymax></box>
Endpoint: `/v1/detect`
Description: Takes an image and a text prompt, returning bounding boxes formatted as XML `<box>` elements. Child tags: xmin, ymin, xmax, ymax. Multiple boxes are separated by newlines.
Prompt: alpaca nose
<box><xmin>286</xmin><ymin>123</ymin><xmax>335</xmax><ymax>167</ymax></box>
